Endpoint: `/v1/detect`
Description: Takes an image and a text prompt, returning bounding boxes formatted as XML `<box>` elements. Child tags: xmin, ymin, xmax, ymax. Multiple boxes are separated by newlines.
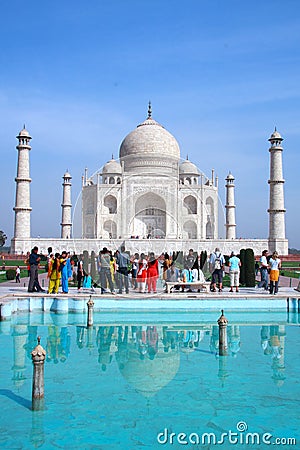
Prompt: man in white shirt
<box><xmin>257</xmin><ymin>249</ymin><xmax>269</xmax><ymax>290</ymax></box>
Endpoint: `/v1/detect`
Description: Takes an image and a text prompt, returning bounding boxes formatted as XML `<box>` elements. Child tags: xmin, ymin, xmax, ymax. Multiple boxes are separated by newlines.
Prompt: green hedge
<box><xmin>6</xmin><ymin>269</ymin><xmax>15</xmax><ymax>280</ymax></box>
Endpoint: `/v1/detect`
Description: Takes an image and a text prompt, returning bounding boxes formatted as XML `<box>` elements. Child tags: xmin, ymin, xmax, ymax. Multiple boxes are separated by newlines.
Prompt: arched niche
<box><xmin>183</xmin><ymin>195</ymin><xmax>197</xmax><ymax>214</ymax></box>
<box><xmin>104</xmin><ymin>195</ymin><xmax>117</xmax><ymax>214</ymax></box>
<box><xmin>183</xmin><ymin>220</ymin><xmax>197</xmax><ymax>239</ymax></box>
<box><xmin>134</xmin><ymin>192</ymin><xmax>166</xmax><ymax>238</ymax></box>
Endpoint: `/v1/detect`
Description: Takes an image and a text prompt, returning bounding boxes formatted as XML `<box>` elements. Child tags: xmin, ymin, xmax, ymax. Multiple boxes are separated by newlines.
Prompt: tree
<box><xmin>239</xmin><ymin>249</ymin><xmax>246</xmax><ymax>285</ymax></box>
<box><xmin>0</xmin><ymin>230</ymin><xmax>7</xmax><ymax>247</ymax></box>
<box><xmin>83</xmin><ymin>250</ymin><xmax>89</xmax><ymax>275</ymax></box>
<box><xmin>90</xmin><ymin>251</ymin><xmax>97</xmax><ymax>282</ymax></box>
<box><xmin>200</xmin><ymin>251</ymin><xmax>207</xmax><ymax>270</ymax></box>
<box><xmin>245</xmin><ymin>248</ymin><xmax>256</xmax><ymax>287</ymax></box>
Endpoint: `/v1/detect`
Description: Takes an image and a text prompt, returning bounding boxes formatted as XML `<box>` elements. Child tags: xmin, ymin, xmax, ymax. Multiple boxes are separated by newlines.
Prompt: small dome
<box><xmin>63</xmin><ymin>171</ymin><xmax>72</xmax><ymax>179</ymax></box>
<box><xmin>102</xmin><ymin>158</ymin><xmax>122</xmax><ymax>174</ymax></box>
<box><xmin>226</xmin><ymin>172</ymin><xmax>234</xmax><ymax>180</ymax></box>
<box><xmin>269</xmin><ymin>129</ymin><xmax>282</xmax><ymax>141</ymax></box>
<box><xmin>17</xmin><ymin>126</ymin><xmax>31</xmax><ymax>138</ymax></box>
<box><xmin>179</xmin><ymin>159</ymin><xmax>199</xmax><ymax>175</ymax></box>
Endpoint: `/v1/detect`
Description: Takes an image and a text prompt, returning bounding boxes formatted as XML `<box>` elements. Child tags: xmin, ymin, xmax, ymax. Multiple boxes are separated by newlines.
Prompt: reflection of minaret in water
<box><xmin>218</xmin><ymin>356</ymin><xmax>229</xmax><ymax>387</ymax></box>
<box><xmin>228</xmin><ymin>325</ymin><xmax>240</xmax><ymax>358</ymax></box>
<box><xmin>209</xmin><ymin>326</ymin><xmax>219</xmax><ymax>355</ymax></box>
<box><xmin>24</xmin><ymin>326</ymin><xmax>38</xmax><ymax>360</ymax></box>
<box><xmin>271</xmin><ymin>325</ymin><xmax>286</xmax><ymax>386</ymax></box>
<box><xmin>86</xmin><ymin>326</ymin><xmax>95</xmax><ymax>354</ymax></box>
<box><xmin>30</xmin><ymin>411</ymin><xmax>45</xmax><ymax>448</ymax></box>
<box><xmin>11</xmin><ymin>325</ymin><xmax>28</xmax><ymax>387</ymax></box>
<box><xmin>208</xmin><ymin>325</ymin><xmax>229</xmax><ymax>385</ymax></box>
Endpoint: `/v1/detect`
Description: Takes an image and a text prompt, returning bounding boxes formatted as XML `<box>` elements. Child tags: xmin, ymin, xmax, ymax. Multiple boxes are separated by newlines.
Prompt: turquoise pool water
<box><xmin>0</xmin><ymin>311</ymin><xmax>299</xmax><ymax>449</ymax></box>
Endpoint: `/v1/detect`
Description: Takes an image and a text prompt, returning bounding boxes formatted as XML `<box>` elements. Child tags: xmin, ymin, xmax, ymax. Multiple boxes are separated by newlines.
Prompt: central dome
<box><xmin>119</xmin><ymin>112</ymin><xmax>180</xmax><ymax>171</ymax></box>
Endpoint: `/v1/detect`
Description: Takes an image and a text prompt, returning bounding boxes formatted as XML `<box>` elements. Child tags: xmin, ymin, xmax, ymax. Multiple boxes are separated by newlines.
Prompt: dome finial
<box><xmin>112</xmin><ymin>153</ymin><xmax>114</xmax><ymax>160</ymax></box>
<box><xmin>147</xmin><ymin>101</ymin><xmax>152</xmax><ymax>119</ymax></box>
<box><xmin>186</xmin><ymin>154</ymin><xmax>189</xmax><ymax>160</ymax></box>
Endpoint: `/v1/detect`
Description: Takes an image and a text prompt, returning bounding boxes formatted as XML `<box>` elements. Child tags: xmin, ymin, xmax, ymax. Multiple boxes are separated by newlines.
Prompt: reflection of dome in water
<box><xmin>180</xmin><ymin>346</ymin><xmax>195</xmax><ymax>354</ymax></box>
<box><xmin>118</xmin><ymin>347</ymin><xmax>180</xmax><ymax>398</ymax></box>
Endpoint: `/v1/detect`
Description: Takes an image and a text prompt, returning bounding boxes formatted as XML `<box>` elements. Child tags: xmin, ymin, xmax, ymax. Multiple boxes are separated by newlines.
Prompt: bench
<box><xmin>165</xmin><ymin>281</ymin><xmax>210</xmax><ymax>294</ymax></box>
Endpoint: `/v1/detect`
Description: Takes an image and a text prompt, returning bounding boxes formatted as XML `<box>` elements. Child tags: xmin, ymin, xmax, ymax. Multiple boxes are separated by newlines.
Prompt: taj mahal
<box><xmin>11</xmin><ymin>104</ymin><xmax>288</xmax><ymax>256</ymax></box>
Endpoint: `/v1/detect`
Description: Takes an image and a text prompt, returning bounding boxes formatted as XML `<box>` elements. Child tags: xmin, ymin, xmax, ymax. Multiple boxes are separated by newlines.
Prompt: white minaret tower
<box><xmin>268</xmin><ymin>129</ymin><xmax>288</xmax><ymax>254</ymax></box>
<box><xmin>13</xmin><ymin>126</ymin><xmax>32</xmax><ymax>240</ymax></box>
<box><xmin>61</xmin><ymin>171</ymin><xmax>72</xmax><ymax>239</ymax></box>
<box><xmin>225</xmin><ymin>172</ymin><xmax>236</xmax><ymax>239</ymax></box>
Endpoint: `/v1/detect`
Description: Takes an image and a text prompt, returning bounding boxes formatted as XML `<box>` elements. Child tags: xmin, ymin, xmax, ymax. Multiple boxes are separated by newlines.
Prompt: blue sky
<box><xmin>1</xmin><ymin>0</ymin><xmax>299</xmax><ymax>248</ymax></box>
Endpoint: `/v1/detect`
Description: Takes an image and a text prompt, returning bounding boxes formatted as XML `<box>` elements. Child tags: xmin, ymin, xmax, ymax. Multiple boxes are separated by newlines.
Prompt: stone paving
<box><xmin>0</xmin><ymin>272</ymin><xmax>299</xmax><ymax>301</ymax></box>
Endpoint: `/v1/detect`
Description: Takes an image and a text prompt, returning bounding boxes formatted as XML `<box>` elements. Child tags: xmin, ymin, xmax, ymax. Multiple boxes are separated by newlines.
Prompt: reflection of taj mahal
<box><xmin>82</xmin><ymin>104</ymin><xmax>218</xmax><ymax>241</ymax></box>
<box><xmin>11</xmin><ymin>104</ymin><xmax>288</xmax><ymax>255</ymax></box>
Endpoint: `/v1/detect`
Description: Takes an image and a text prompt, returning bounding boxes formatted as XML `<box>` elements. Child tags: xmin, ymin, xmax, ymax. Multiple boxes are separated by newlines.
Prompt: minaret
<box><xmin>268</xmin><ymin>129</ymin><xmax>288</xmax><ymax>254</ymax></box>
<box><xmin>13</xmin><ymin>126</ymin><xmax>32</xmax><ymax>240</ymax></box>
<box><xmin>11</xmin><ymin>325</ymin><xmax>28</xmax><ymax>388</ymax></box>
<box><xmin>61</xmin><ymin>171</ymin><xmax>72</xmax><ymax>239</ymax></box>
<box><xmin>225</xmin><ymin>172</ymin><xmax>236</xmax><ymax>239</ymax></box>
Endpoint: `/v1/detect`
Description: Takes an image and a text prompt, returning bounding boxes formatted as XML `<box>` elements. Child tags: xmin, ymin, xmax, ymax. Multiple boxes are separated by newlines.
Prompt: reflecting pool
<box><xmin>0</xmin><ymin>311</ymin><xmax>299</xmax><ymax>449</ymax></box>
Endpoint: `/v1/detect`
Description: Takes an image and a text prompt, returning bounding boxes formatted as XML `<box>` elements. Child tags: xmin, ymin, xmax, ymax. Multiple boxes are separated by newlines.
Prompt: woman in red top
<box><xmin>147</xmin><ymin>252</ymin><xmax>159</xmax><ymax>293</ymax></box>
<box><xmin>137</xmin><ymin>253</ymin><xmax>148</xmax><ymax>293</ymax></box>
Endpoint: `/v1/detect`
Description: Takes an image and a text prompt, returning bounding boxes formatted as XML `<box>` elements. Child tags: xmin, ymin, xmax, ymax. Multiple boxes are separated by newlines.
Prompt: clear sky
<box><xmin>1</xmin><ymin>0</ymin><xmax>299</xmax><ymax>248</ymax></box>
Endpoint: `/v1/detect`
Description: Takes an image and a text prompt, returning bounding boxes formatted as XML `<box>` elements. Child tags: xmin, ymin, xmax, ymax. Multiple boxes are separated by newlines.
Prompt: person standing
<box><xmin>46</xmin><ymin>253</ymin><xmax>54</xmax><ymax>291</ymax></box>
<box><xmin>15</xmin><ymin>266</ymin><xmax>21</xmax><ymax>283</ymax></box>
<box><xmin>99</xmin><ymin>247</ymin><xmax>115</xmax><ymax>294</ymax></box>
<box><xmin>209</xmin><ymin>247</ymin><xmax>225</xmax><ymax>292</ymax></box>
<box><xmin>147</xmin><ymin>252</ymin><xmax>159</xmax><ymax>293</ymax></box>
<box><xmin>77</xmin><ymin>254</ymin><xmax>84</xmax><ymax>291</ymax></box>
<box><xmin>131</xmin><ymin>253</ymin><xmax>139</xmax><ymax>289</ymax></box>
<box><xmin>66</xmin><ymin>252</ymin><xmax>73</xmax><ymax>279</ymax></box>
<box><xmin>60</xmin><ymin>251</ymin><xmax>69</xmax><ymax>293</ymax></box>
<box><xmin>137</xmin><ymin>253</ymin><xmax>148</xmax><ymax>293</ymax></box>
<box><xmin>46</xmin><ymin>246</ymin><xmax>53</xmax><ymax>273</ymax></box>
<box><xmin>257</xmin><ymin>250</ymin><xmax>269</xmax><ymax>291</ymax></box>
<box><xmin>28</xmin><ymin>247</ymin><xmax>45</xmax><ymax>292</ymax></box>
<box><xmin>269</xmin><ymin>251</ymin><xmax>281</xmax><ymax>295</ymax></box>
<box><xmin>48</xmin><ymin>253</ymin><xmax>61</xmax><ymax>294</ymax></box>
<box><xmin>116</xmin><ymin>245</ymin><xmax>130</xmax><ymax>294</ymax></box>
<box><xmin>228</xmin><ymin>251</ymin><xmax>241</xmax><ymax>292</ymax></box>
<box><xmin>162</xmin><ymin>252</ymin><xmax>171</xmax><ymax>282</ymax></box>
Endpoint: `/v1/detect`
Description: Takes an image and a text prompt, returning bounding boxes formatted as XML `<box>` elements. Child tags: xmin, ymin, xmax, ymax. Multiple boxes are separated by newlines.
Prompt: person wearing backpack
<box><xmin>209</xmin><ymin>247</ymin><xmax>225</xmax><ymax>292</ymax></box>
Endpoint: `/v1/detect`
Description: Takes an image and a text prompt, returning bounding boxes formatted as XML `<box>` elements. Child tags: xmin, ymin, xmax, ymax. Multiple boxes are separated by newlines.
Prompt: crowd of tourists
<box><xmin>25</xmin><ymin>246</ymin><xmax>73</xmax><ymax>294</ymax></box>
<box><xmin>24</xmin><ymin>245</ymin><xmax>282</xmax><ymax>295</ymax></box>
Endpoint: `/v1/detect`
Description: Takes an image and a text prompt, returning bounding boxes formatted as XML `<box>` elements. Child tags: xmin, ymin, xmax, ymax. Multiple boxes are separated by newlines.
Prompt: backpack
<box><xmin>214</xmin><ymin>253</ymin><xmax>222</xmax><ymax>270</ymax></box>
